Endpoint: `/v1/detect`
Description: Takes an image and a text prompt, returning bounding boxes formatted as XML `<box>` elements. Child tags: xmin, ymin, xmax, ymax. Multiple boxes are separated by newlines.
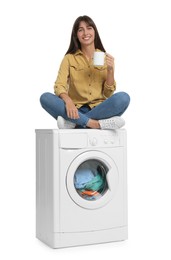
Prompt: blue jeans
<box><xmin>40</xmin><ymin>92</ymin><xmax>130</xmax><ymax>127</ymax></box>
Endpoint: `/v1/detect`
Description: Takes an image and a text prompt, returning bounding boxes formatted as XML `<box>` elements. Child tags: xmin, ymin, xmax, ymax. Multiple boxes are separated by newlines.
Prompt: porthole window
<box><xmin>74</xmin><ymin>159</ymin><xmax>109</xmax><ymax>201</ymax></box>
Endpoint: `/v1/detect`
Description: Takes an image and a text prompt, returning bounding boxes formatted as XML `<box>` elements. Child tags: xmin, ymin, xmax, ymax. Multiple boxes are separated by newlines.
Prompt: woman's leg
<box><xmin>40</xmin><ymin>92</ymin><xmax>66</xmax><ymax>119</ymax></box>
<box><xmin>86</xmin><ymin>91</ymin><xmax>130</xmax><ymax>120</ymax></box>
<box><xmin>40</xmin><ymin>92</ymin><xmax>89</xmax><ymax>127</ymax></box>
<box><xmin>40</xmin><ymin>91</ymin><xmax>130</xmax><ymax>128</ymax></box>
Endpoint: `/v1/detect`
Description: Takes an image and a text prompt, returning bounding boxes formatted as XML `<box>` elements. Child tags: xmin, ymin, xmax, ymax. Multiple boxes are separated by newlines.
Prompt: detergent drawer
<box><xmin>59</xmin><ymin>132</ymin><xmax>88</xmax><ymax>148</ymax></box>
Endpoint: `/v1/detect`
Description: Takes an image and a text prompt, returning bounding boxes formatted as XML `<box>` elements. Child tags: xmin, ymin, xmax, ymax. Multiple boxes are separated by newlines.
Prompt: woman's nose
<box><xmin>83</xmin><ymin>29</ymin><xmax>88</xmax><ymax>35</ymax></box>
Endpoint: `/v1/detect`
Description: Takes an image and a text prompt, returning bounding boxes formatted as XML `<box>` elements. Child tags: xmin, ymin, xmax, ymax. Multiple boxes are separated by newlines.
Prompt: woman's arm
<box><xmin>105</xmin><ymin>53</ymin><xmax>115</xmax><ymax>86</ymax></box>
<box><xmin>103</xmin><ymin>53</ymin><xmax>116</xmax><ymax>98</ymax></box>
<box><xmin>54</xmin><ymin>55</ymin><xmax>79</xmax><ymax>119</ymax></box>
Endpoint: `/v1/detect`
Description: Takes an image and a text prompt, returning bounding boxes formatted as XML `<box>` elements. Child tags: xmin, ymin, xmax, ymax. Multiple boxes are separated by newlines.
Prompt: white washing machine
<box><xmin>35</xmin><ymin>129</ymin><xmax>128</xmax><ymax>248</ymax></box>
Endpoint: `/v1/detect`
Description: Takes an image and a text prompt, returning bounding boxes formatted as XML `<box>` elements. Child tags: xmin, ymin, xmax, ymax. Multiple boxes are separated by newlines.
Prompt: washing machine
<box><xmin>35</xmin><ymin>128</ymin><xmax>128</xmax><ymax>248</ymax></box>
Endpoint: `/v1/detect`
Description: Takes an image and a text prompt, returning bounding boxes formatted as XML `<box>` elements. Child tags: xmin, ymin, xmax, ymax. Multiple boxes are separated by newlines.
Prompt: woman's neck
<box><xmin>81</xmin><ymin>45</ymin><xmax>95</xmax><ymax>61</ymax></box>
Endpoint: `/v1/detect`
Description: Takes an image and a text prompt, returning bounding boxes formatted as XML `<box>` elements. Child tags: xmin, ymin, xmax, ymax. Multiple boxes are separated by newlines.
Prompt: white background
<box><xmin>0</xmin><ymin>0</ymin><xmax>171</xmax><ymax>259</ymax></box>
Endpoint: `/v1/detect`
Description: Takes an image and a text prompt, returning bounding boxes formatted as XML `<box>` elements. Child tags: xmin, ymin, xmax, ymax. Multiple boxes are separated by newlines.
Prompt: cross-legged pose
<box><xmin>40</xmin><ymin>15</ymin><xmax>130</xmax><ymax>129</ymax></box>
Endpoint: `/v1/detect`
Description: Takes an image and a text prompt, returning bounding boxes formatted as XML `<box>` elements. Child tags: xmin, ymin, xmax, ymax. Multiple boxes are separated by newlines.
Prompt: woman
<box><xmin>40</xmin><ymin>15</ymin><xmax>130</xmax><ymax>129</ymax></box>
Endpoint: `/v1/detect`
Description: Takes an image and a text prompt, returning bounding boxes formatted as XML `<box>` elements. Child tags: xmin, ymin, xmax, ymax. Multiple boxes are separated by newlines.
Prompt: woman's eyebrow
<box><xmin>78</xmin><ymin>25</ymin><xmax>92</xmax><ymax>29</ymax></box>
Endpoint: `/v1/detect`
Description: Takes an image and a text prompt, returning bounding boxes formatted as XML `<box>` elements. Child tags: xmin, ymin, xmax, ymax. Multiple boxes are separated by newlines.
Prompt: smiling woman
<box><xmin>77</xmin><ymin>22</ymin><xmax>95</xmax><ymax>51</ymax></box>
<box><xmin>66</xmin><ymin>16</ymin><xmax>105</xmax><ymax>55</ymax></box>
<box><xmin>40</xmin><ymin>15</ymin><xmax>130</xmax><ymax>130</ymax></box>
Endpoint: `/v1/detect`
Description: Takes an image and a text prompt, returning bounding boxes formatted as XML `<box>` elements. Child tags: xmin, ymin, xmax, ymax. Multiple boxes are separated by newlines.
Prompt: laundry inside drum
<box><xmin>74</xmin><ymin>159</ymin><xmax>109</xmax><ymax>201</ymax></box>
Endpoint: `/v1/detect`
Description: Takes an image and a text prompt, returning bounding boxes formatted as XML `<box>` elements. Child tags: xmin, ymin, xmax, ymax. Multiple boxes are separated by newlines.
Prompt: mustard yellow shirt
<box><xmin>54</xmin><ymin>49</ymin><xmax>116</xmax><ymax>108</ymax></box>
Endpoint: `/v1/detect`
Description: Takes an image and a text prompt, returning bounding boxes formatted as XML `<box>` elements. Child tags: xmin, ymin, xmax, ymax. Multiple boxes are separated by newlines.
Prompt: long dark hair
<box><xmin>65</xmin><ymin>15</ymin><xmax>106</xmax><ymax>55</ymax></box>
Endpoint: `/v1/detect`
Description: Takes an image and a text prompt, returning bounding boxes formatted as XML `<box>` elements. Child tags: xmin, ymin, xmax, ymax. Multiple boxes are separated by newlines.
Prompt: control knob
<box><xmin>89</xmin><ymin>137</ymin><xmax>98</xmax><ymax>146</ymax></box>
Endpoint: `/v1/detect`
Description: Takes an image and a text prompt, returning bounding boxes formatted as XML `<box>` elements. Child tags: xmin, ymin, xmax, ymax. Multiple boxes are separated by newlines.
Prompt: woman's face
<box><xmin>77</xmin><ymin>21</ymin><xmax>95</xmax><ymax>47</ymax></box>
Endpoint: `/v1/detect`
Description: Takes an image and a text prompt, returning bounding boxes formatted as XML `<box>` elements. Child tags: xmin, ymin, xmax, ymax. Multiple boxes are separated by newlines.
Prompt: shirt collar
<box><xmin>74</xmin><ymin>48</ymin><xmax>101</xmax><ymax>56</ymax></box>
<box><xmin>74</xmin><ymin>49</ymin><xmax>83</xmax><ymax>56</ymax></box>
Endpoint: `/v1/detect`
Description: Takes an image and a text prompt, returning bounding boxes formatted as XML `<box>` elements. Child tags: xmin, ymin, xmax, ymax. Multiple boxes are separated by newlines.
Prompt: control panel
<box><xmin>59</xmin><ymin>129</ymin><xmax>124</xmax><ymax>148</ymax></box>
<box><xmin>88</xmin><ymin>132</ymin><xmax>122</xmax><ymax>147</ymax></box>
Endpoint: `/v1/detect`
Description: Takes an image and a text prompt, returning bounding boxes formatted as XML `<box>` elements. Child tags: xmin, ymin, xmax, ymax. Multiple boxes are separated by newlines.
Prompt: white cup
<box><xmin>93</xmin><ymin>51</ymin><xmax>105</xmax><ymax>66</ymax></box>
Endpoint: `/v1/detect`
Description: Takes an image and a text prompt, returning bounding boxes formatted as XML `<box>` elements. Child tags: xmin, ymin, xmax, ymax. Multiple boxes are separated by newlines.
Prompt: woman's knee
<box><xmin>40</xmin><ymin>92</ymin><xmax>52</xmax><ymax>106</ymax></box>
<box><xmin>121</xmin><ymin>91</ymin><xmax>130</xmax><ymax>107</ymax></box>
<box><xmin>115</xmin><ymin>91</ymin><xmax>130</xmax><ymax>107</ymax></box>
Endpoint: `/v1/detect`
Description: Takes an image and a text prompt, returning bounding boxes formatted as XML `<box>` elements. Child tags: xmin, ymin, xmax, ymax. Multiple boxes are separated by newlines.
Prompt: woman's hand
<box><xmin>106</xmin><ymin>53</ymin><xmax>115</xmax><ymax>72</ymax></box>
<box><xmin>65</xmin><ymin>99</ymin><xmax>79</xmax><ymax>119</ymax></box>
<box><xmin>59</xmin><ymin>93</ymin><xmax>79</xmax><ymax>119</ymax></box>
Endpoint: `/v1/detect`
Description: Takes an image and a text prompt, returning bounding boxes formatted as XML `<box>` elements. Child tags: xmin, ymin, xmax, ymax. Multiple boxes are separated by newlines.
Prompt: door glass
<box><xmin>74</xmin><ymin>159</ymin><xmax>108</xmax><ymax>201</ymax></box>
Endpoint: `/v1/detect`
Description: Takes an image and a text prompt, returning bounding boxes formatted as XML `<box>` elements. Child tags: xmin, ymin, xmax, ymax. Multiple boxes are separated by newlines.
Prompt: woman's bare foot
<box><xmin>86</xmin><ymin>119</ymin><xmax>100</xmax><ymax>129</ymax></box>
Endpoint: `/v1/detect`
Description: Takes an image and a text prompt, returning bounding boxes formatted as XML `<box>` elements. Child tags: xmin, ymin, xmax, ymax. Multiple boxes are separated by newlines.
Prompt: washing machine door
<box><xmin>66</xmin><ymin>151</ymin><xmax>119</xmax><ymax>209</ymax></box>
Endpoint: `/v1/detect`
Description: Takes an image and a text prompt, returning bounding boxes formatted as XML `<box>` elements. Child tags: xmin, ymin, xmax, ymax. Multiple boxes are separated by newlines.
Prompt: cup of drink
<box><xmin>93</xmin><ymin>51</ymin><xmax>105</xmax><ymax>66</ymax></box>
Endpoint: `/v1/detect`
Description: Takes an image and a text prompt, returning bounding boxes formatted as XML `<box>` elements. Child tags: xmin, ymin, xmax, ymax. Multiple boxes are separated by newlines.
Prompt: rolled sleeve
<box><xmin>54</xmin><ymin>56</ymin><xmax>69</xmax><ymax>96</ymax></box>
<box><xmin>103</xmin><ymin>80</ymin><xmax>116</xmax><ymax>98</ymax></box>
<box><xmin>54</xmin><ymin>86</ymin><xmax>68</xmax><ymax>96</ymax></box>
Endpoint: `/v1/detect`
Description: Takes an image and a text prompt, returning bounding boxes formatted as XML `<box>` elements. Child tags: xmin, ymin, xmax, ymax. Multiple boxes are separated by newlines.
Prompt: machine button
<box><xmin>90</xmin><ymin>137</ymin><xmax>98</xmax><ymax>146</ymax></box>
